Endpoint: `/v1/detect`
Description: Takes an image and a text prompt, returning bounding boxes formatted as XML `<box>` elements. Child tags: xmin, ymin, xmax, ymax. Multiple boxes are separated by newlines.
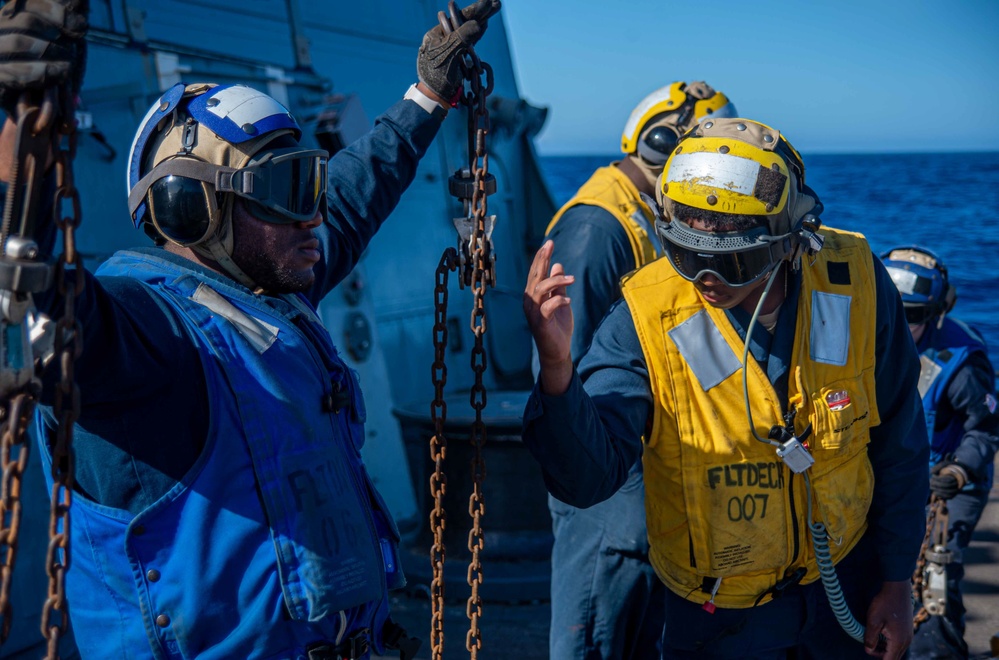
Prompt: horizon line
<box><xmin>536</xmin><ymin>148</ymin><xmax>999</xmax><ymax>158</ymax></box>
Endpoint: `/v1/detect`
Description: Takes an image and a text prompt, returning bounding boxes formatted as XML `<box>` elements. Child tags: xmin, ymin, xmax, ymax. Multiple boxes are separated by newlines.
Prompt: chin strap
<box><xmin>192</xmin><ymin>196</ymin><xmax>259</xmax><ymax>291</ymax></box>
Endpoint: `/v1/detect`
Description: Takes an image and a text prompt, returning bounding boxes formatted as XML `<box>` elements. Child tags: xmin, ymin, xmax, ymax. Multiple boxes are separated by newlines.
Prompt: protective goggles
<box><xmin>655</xmin><ymin>219</ymin><xmax>794</xmax><ymax>288</ymax></box>
<box><xmin>226</xmin><ymin>148</ymin><xmax>328</xmax><ymax>224</ymax></box>
<box><xmin>903</xmin><ymin>304</ymin><xmax>939</xmax><ymax>326</ymax></box>
<box><xmin>131</xmin><ymin>148</ymin><xmax>328</xmax><ymax>246</ymax></box>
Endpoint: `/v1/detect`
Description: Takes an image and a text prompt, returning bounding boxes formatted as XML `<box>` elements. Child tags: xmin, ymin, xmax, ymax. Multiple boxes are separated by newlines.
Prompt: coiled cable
<box><xmin>805</xmin><ymin>473</ymin><xmax>866</xmax><ymax>642</ymax></box>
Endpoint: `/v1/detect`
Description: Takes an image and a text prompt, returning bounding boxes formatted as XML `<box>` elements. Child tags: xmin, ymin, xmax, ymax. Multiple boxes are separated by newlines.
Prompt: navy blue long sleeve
<box><xmin>523</xmin><ymin>250</ymin><xmax>929</xmax><ymax>581</ymax></box>
<box><xmin>940</xmin><ymin>352</ymin><xmax>999</xmax><ymax>483</ymax></box>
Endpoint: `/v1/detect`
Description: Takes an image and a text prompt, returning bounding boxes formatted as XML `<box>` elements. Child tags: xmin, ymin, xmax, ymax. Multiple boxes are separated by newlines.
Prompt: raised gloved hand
<box><xmin>0</xmin><ymin>0</ymin><xmax>89</xmax><ymax>118</ymax></box>
<box><xmin>930</xmin><ymin>460</ymin><xmax>969</xmax><ymax>500</ymax></box>
<box><xmin>417</xmin><ymin>0</ymin><xmax>501</xmax><ymax>103</ymax></box>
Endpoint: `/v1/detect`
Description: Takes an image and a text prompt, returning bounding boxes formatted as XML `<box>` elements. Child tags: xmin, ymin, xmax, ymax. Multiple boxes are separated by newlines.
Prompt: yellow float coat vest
<box><xmin>620</xmin><ymin>228</ymin><xmax>881</xmax><ymax>608</ymax></box>
<box><xmin>546</xmin><ymin>165</ymin><xmax>658</xmax><ymax>268</ymax></box>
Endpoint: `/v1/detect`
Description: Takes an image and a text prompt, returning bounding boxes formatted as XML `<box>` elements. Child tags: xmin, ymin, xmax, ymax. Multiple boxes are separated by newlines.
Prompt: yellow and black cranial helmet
<box><xmin>620</xmin><ymin>82</ymin><xmax>737</xmax><ymax>188</ymax></box>
<box><xmin>655</xmin><ymin>118</ymin><xmax>821</xmax><ymax>238</ymax></box>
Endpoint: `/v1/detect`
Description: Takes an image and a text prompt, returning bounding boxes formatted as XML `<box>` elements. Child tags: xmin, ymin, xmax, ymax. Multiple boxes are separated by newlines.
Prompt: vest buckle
<box><xmin>305</xmin><ymin>627</ymin><xmax>370</xmax><ymax>660</ymax></box>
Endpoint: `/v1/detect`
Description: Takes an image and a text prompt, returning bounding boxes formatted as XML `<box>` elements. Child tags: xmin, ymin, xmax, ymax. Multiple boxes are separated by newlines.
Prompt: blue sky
<box><xmin>501</xmin><ymin>0</ymin><xmax>999</xmax><ymax>155</ymax></box>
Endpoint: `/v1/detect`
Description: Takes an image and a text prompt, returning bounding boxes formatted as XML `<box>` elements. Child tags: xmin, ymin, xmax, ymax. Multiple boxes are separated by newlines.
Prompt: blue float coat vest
<box><xmin>919</xmin><ymin>317</ymin><xmax>993</xmax><ymax>487</ymax></box>
<box><xmin>37</xmin><ymin>250</ymin><xmax>402</xmax><ymax>659</ymax></box>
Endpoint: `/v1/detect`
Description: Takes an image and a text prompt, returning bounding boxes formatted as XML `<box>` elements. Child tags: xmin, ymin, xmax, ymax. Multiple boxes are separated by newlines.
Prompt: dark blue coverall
<box><xmin>523</xmin><ymin>256</ymin><xmax>929</xmax><ymax>659</ymax></box>
<box><xmin>544</xmin><ymin>201</ymin><xmax>666</xmax><ymax>660</ymax></box>
<box><xmin>910</xmin><ymin>318</ymin><xmax>999</xmax><ymax>660</ymax></box>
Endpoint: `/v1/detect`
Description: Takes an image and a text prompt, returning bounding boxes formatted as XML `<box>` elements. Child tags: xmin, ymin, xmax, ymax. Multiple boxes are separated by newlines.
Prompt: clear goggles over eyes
<box><xmin>655</xmin><ymin>219</ymin><xmax>794</xmax><ymax>288</ymax></box>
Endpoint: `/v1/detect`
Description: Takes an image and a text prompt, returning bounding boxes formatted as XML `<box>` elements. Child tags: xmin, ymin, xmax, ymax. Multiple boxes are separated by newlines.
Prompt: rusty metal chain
<box><xmin>460</xmin><ymin>46</ymin><xmax>492</xmax><ymax>660</ymax></box>
<box><xmin>429</xmin><ymin>248</ymin><xmax>458</xmax><ymax>660</ymax></box>
<box><xmin>426</xmin><ymin>3</ymin><xmax>496</xmax><ymax>658</ymax></box>
<box><xmin>0</xmin><ymin>386</ymin><xmax>38</xmax><ymax>643</ymax></box>
<box><xmin>0</xmin><ymin>79</ymin><xmax>81</xmax><ymax>658</ymax></box>
<box><xmin>0</xmin><ymin>95</ymin><xmax>57</xmax><ymax>646</ymax></box>
<box><xmin>912</xmin><ymin>496</ymin><xmax>949</xmax><ymax>632</ymax></box>
<box><xmin>41</xmin><ymin>97</ymin><xmax>82</xmax><ymax>659</ymax></box>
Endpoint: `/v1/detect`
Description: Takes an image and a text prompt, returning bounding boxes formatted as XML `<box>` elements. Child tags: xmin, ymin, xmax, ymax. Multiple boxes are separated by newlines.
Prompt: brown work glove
<box><xmin>0</xmin><ymin>0</ymin><xmax>89</xmax><ymax>118</ymax></box>
<box><xmin>417</xmin><ymin>0</ymin><xmax>501</xmax><ymax>104</ymax></box>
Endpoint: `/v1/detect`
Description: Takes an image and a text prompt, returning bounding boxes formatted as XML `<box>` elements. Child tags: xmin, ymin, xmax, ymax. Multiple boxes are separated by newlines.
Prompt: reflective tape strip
<box><xmin>622</xmin><ymin>84</ymin><xmax>674</xmax><ymax>144</ymax></box>
<box><xmin>917</xmin><ymin>354</ymin><xmax>943</xmax><ymax>399</ymax></box>
<box><xmin>668</xmin><ymin>310</ymin><xmax>742</xmax><ymax>391</ymax></box>
<box><xmin>885</xmin><ymin>266</ymin><xmax>919</xmax><ymax>295</ymax></box>
<box><xmin>666</xmin><ymin>152</ymin><xmax>759</xmax><ymax>195</ymax></box>
<box><xmin>207</xmin><ymin>85</ymin><xmax>290</xmax><ymax>126</ymax></box>
<box><xmin>191</xmin><ymin>283</ymin><xmax>279</xmax><ymax>353</ymax></box>
<box><xmin>809</xmin><ymin>291</ymin><xmax>851</xmax><ymax>366</ymax></box>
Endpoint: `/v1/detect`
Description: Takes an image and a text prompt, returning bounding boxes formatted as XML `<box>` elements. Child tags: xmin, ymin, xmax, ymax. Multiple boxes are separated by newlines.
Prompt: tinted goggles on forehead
<box><xmin>655</xmin><ymin>219</ymin><xmax>794</xmax><ymax>288</ymax></box>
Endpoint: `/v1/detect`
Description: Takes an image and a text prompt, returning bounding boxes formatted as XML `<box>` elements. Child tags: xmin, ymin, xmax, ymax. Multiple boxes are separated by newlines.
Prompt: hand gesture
<box><xmin>523</xmin><ymin>240</ymin><xmax>574</xmax><ymax>394</ymax></box>
<box><xmin>863</xmin><ymin>580</ymin><xmax>913</xmax><ymax>659</ymax></box>
<box><xmin>417</xmin><ymin>0</ymin><xmax>501</xmax><ymax>103</ymax></box>
<box><xmin>0</xmin><ymin>0</ymin><xmax>89</xmax><ymax>117</ymax></box>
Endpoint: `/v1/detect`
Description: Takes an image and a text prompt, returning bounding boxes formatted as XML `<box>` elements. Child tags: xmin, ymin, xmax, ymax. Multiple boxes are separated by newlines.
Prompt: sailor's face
<box><xmin>231</xmin><ymin>199</ymin><xmax>323</xmax><ymax>293</ymax></box>
<box><xmin>693</xmin><ymin>273</ymin><xmax>769</xmax><ymax>310</ymax></box>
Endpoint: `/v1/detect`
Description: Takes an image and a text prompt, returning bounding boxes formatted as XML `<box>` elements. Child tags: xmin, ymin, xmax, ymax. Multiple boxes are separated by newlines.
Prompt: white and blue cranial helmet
<box><xmin>126</xmin><ymin>83</ymin><xmax>328</xmax><ymax>287</ymax></box>
<box><xmin>882</xmin><ymin>246</ymin><xmax>957</xmax><ymax>326</ymax></box>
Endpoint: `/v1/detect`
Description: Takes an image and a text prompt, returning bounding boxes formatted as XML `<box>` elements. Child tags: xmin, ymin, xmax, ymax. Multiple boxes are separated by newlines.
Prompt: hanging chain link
<box><xmin>461</xmin><ymin>49</ymin><xmax>492</xmax><ymax>660</ymax></box>
<box><xmin>41</xmin><ymin>95</ymin><xmax>82</xmax><ymax>658</ymax></box>
<box><xmin>0</xmin><ymin>78</ymin><xmax>81</xmax><ymax>658</ymax></box>
<box><xmin>0</xmin><ymin>383</ymin><xmax>38</xmax><ymax>643</ymax></box>
<box><xmin>429</xmin><ymin>248</ymin><xmax>458</xmax><ymax>660</ymax></box>
<box><xmin>427</xmin><ymin>3</ymin><xmax>496</xmax><ymax>658</ymax></box>
<box><xmin>911</xmin><ymin>496</ymin><xmax>949</xmax><ymax>631</ymax></box>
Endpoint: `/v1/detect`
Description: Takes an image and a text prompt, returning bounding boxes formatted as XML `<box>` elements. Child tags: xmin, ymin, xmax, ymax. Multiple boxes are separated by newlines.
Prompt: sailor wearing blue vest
<box><xmin>541</xmin><ymin>81</ymin><xmax>737</xmax><ymax>660</ymax></box>
<box><xmin>0</xmin><ymin>1</ymin><xmax>500</xmax><ymax>657</ymax></box>
<box><xmin>522</xmin><ymin>118</ymin><xmax>929</xmax><ymax>659</ymax></box>
<box><xmin>882</xmin><ymin>247</ymin><xmax>999</xmax><ymax>660</ymax></box>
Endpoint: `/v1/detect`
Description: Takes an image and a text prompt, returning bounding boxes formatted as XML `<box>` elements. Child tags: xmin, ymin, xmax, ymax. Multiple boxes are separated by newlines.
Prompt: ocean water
<box><xmin>540</xmin><ymin>152</ymin><xmax>999</xmax><ymax>365</ymax></box>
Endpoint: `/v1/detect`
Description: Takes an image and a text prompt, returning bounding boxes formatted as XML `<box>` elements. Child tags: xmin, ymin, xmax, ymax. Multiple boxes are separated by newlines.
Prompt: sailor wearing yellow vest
<box><xmin>523</xmin><ymin>118</ymin><xmax>929</xmax><ymax>659</ymax></box>
<box><xmin>542</xmin><ymin>81</ymin><xmax>736</xmax><ymax>660</ymax></box>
